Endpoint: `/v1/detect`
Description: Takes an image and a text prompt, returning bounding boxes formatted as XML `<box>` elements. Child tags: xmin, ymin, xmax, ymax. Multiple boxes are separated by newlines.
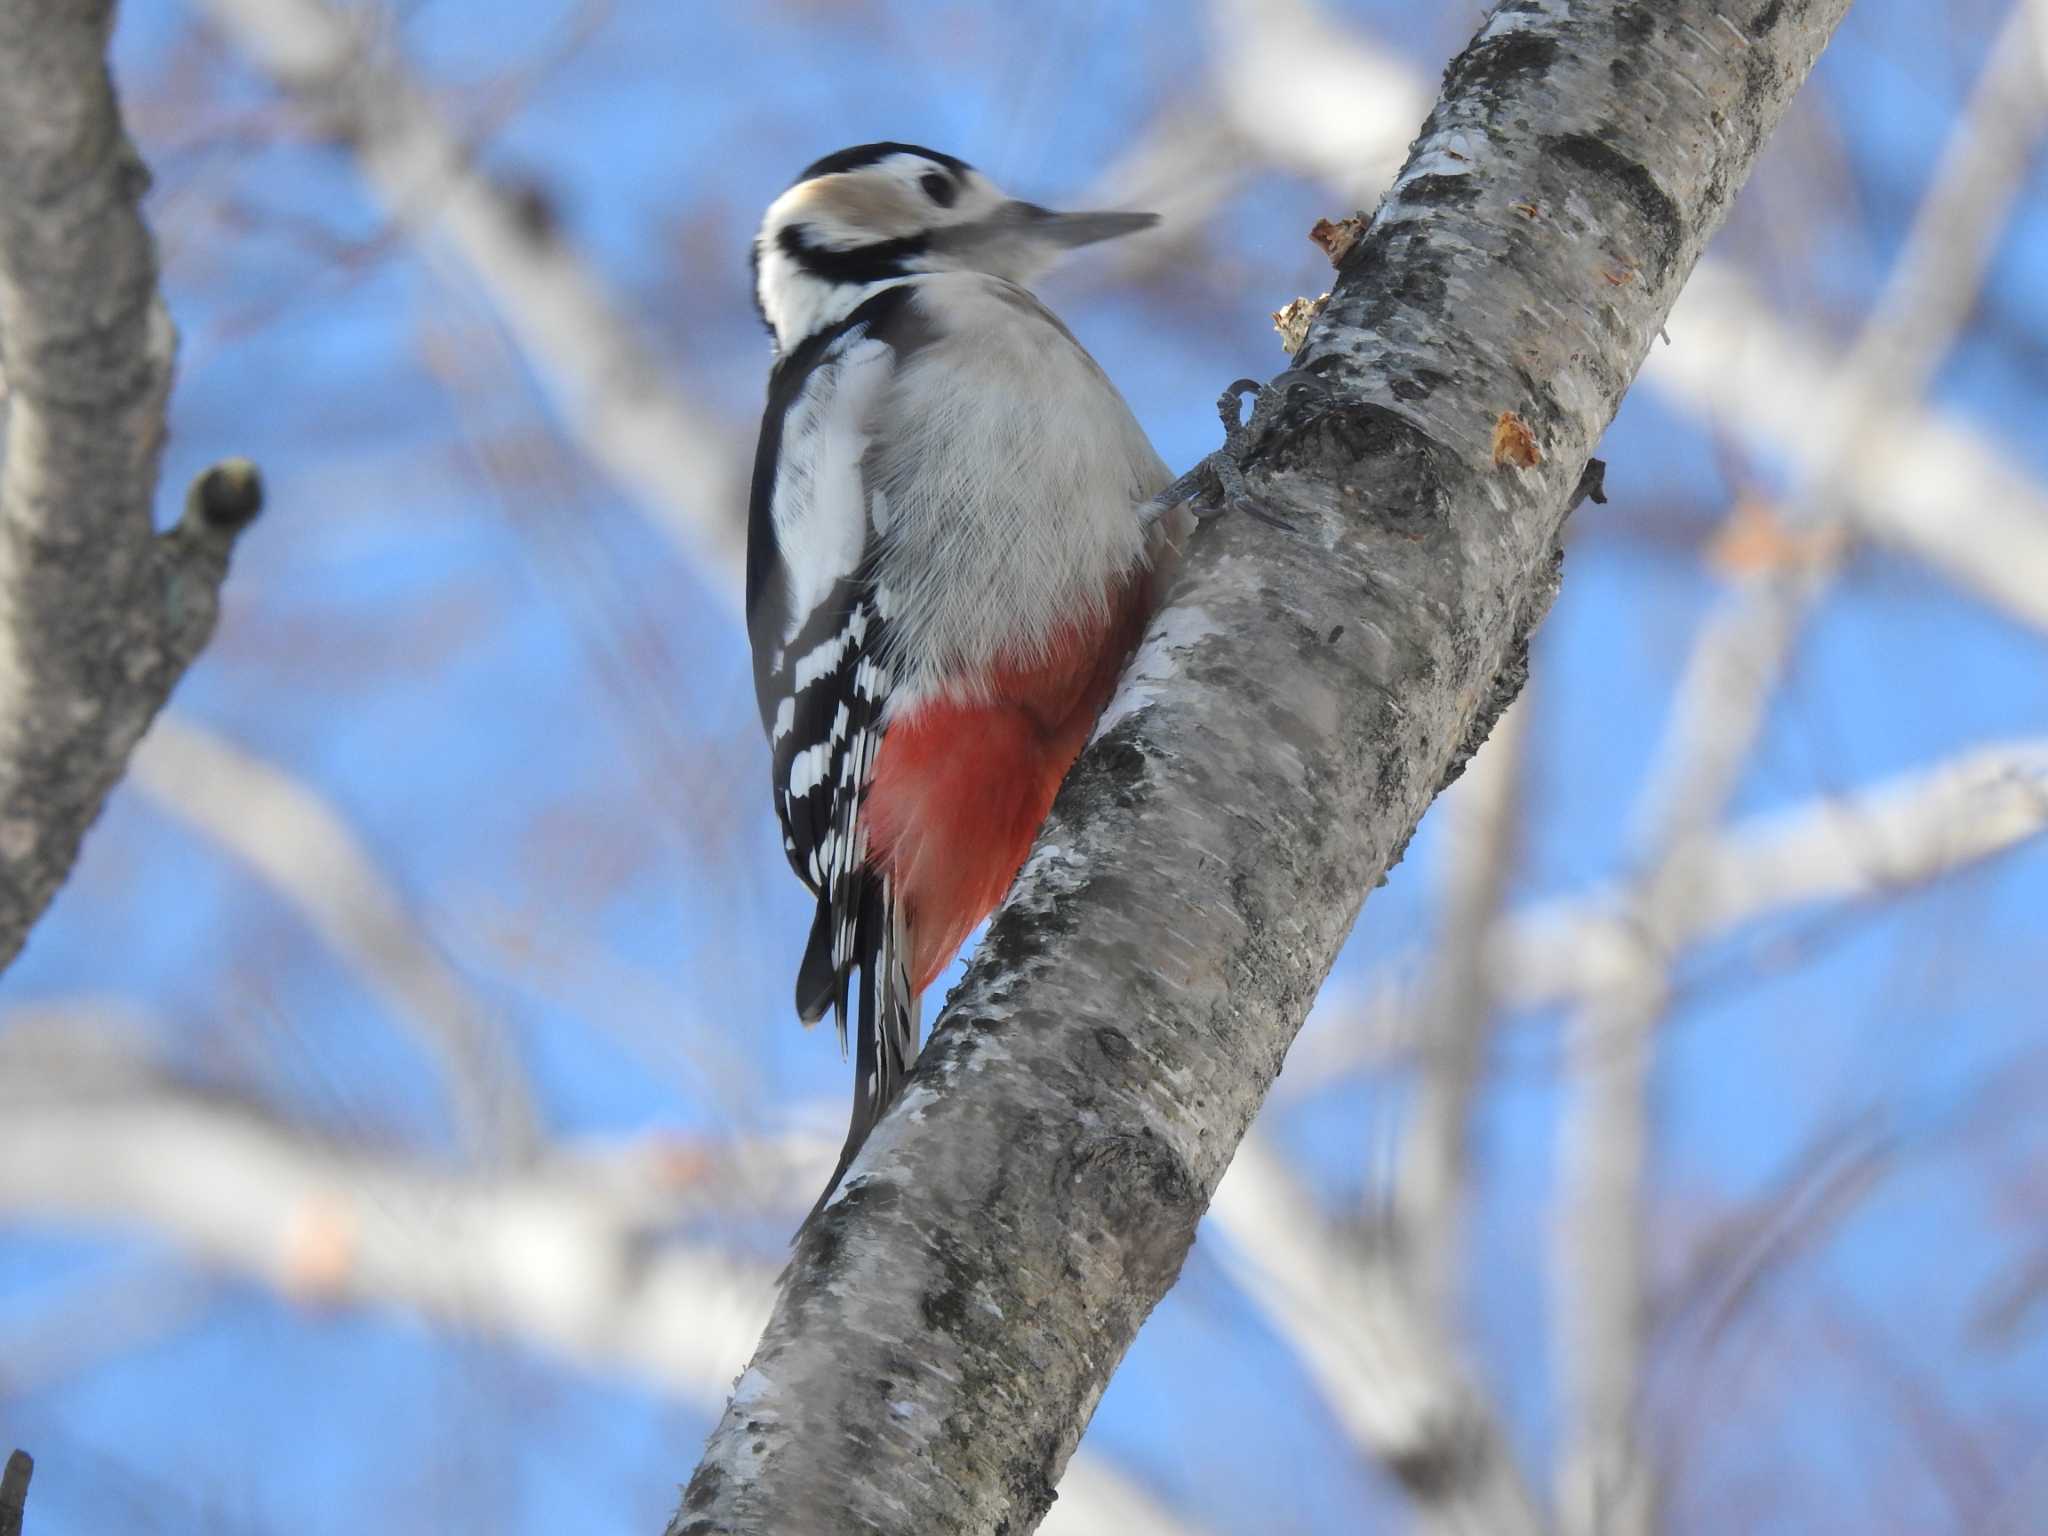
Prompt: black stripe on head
<box><xmin>777</xmin><ymin>223</ymin><xmax>929</xmax><ymax>288</ymax></box>
<box><xmin>797</xmin><ymin>142</ymin><xmax>973</xmax><ymax>184</ymax></box>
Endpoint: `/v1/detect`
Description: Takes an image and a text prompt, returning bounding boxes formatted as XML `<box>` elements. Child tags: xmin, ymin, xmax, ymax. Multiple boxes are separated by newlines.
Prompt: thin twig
<box><xmin>129</xmin><ymin>714</ymin><xmax>540</xmax><ymax>1164</ymax></box>
<box><xmin>0</xmin><ymin>1451</ymin><xmax>29</xmax><ymax>1536</ymax></box>
<box><xmin>198</xmin><ymin>0</ymin><xmax>745</xmax><ymax>594</ymax></box>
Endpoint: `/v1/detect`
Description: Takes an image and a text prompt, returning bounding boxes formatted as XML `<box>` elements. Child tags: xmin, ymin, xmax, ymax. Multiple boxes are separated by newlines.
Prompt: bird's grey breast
<box><xmin>864</xmin><ymin>273</ymin><xmax>1169</xmax><ymax>708</ymax></box>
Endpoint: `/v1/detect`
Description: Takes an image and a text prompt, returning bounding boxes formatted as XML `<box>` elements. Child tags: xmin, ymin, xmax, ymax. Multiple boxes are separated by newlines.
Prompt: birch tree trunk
<box><xmin>0</xmin><ymin>0</ymin><xmax>260</xmax><ymax>969</ymax></box>
<box><xmin>675</xmin><ymin>1</ymin><xmax>1852</xmax><ymax>1529</ymax></box>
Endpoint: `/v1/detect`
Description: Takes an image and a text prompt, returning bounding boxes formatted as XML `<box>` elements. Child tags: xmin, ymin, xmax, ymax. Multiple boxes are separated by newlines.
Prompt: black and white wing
<box><xmin>746</xmin><ymin>285</ymin><xmax>923</xmax><ymax>1199</ymax></box>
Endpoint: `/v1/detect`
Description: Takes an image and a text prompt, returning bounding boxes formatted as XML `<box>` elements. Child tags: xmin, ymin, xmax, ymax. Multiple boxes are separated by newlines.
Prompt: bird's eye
<box><xmin>919</xmin><ymin>172</ymin><xmax>957</xmax><ymax>208</ymax></box>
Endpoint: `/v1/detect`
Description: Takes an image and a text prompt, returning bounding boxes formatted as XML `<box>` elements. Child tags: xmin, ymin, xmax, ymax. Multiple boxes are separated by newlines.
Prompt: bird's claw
<box><xmin>1143</xmin><ymin>371</ymin><xmax>1328</xmax><ymax>533</ymax></box>
<box><xmin>1191</xmin><ymin>447</ymin><xmax>1296</xmax><ymax>530</ymax></box>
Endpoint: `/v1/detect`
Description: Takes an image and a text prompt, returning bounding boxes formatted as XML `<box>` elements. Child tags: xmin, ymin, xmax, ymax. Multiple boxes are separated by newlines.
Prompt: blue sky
<box><xmin>4</xmin><ymin>2</ymin><xmax>2046</xmax><ymax>1532</ymax></box>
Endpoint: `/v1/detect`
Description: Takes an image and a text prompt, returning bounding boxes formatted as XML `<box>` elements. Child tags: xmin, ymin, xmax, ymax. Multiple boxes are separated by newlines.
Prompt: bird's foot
<box><xmin>1143</xmin><ymin>371</ymin><xmax>1330</xmax><ymax>533</ymax></box>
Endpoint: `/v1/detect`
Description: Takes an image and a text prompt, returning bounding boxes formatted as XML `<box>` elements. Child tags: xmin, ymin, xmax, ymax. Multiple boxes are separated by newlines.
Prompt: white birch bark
<box><xmin>0</xmin><ymin>0</ymin><xmax>261</xmax><ymax>967</ymax></box>
<box><xmin>673</xmin><ymin>5</ymin><xmax>1855</xmax><ymax>1531</ymax></box>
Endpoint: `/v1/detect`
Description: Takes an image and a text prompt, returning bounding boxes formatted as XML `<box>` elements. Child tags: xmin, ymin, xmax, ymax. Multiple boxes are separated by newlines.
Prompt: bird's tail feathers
<box><xmin>806</xmin><ymin>872</ymin><xmax>920</xmax><ymax>1224</ymax></box>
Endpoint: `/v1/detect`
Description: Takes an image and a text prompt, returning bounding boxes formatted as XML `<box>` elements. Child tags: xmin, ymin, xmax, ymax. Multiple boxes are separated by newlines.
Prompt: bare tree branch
<box><xmin>1554</xmin><ymin>976</ymin><xmax>1660</xmax><ymax>1536</ymax></box>
<box><xmin>1204</xmin><ymin>710</ymin><xmax>1540</xmax><ymax>1532</ymax></box>
<box><xmin>1210</xmin><ymin>1133</ymin><xmax>1542</xmax><ymax>1535</ymax></box>
<box><xmin>1202</xmin><ymin>0</ymin><xmax>1426</xmax><ymax>201</ymax></box>
<box><xmin>197</xmin><ymin>0</ymin><xmax>744</xmax><ymax>592</ymax></box>
<box><xmin>673</xmin><ymin>6</ymin><xmax>1852</xmax><ymax>1531</ymax></box>
<box><xmin>0</xmin><ymin>1</ymin><xmax>261</xmax><ymax>969</ymax></box>
<box><xmin>1292</xmin><ymin>738</ymin><xmax>2048</xmax><ymax>1086</ymax></box>
<box><xmin>1106</xmin><ymin>0</ymin><xmax>2048</xmax><ymax>637</ymax></box>
<box><xmin>0</xmin><ymin>1032</ymin><xmax>775</xmax><ymax>1395</ymax></box>
<box><xmin>1554</xmin><ymin>21</ymin><xmax>2042</xmax><ymax>1525</ymax></box>
<box><xmin>129</xmin><ymin>713</ymin><xmax>541</xmax><ymax>1162</ymax></box>
<box><xmin>1396</xmin><ymin>694</ymin><xmax>1528</xmax><ymax>1315</ymax></box>
<box><xmin>1633</xmin><ymin>0</ymin><xmax>2044</xmax><ymax>850</ymax></box>
<box><xmin>0</xmin><ymin>1019</ymin><xmax>1201</xmax><ymax>1536</ymax></box>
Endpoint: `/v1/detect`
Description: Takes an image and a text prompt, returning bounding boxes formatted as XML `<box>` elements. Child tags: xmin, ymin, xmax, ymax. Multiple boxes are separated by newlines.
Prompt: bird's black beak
<box><xmin>1006</xmin><ymin>202</ymin><xmax>1160</xmax><ymax>247</ymax></box>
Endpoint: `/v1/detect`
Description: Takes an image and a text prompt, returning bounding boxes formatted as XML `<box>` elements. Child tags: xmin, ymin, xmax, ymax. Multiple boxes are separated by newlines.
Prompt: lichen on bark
<box><xmin>674</xmin><ymin>4</ymin><xmax>1855</xmax><ymax>1532</ymax></box>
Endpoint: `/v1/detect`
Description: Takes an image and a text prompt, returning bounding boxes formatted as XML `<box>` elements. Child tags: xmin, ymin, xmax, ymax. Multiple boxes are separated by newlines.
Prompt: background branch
<box><xmin>1395</xmin><ymin>694</ymin><xmax>1528</xmax><ymax>1315</ymax></box>
<box><xmin>1210</xmin><ymin>1134</ymin><xmax>1542</xmax><ymax>1535</ymax></box>
<box><xmin>0</xmin><ymin>1017</ymin><xmax>1195</xmax><ymax>1536</ymax></box>
<box><xmin>1099</xmin><ymin>0</ymin><xmax>2048</xmax><ymax>637</ymax></box>
<box><xmin>1553</xmin><ymin>23</ymin><xmax>2043</xmax><ymax>1524</ymax></box>
<box><xmin>0</xmin><ymin>1</ymin><xmax>259</xmax><ymax>968</ymax></box>
<box><xmin>1292</xmin><ymin>738</ymin><xmax>2048</xmax><ymax>1087</ymax></box>
<box><xmin>197</xmin><ymin>0</ymin><xmax>743</xmax><ymax>592</ymax></box>
<box><xmin>129</xmin><ymin>714</ymin><xmax>539</xmax><ymax>1162</ymax></box>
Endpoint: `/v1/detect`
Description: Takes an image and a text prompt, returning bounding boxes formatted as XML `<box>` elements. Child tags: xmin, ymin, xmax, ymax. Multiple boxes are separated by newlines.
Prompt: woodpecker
<box><xmin>745</xmin><ymin>142</ymin><xmax>1177</xmax><ymax>1204</ymax></box>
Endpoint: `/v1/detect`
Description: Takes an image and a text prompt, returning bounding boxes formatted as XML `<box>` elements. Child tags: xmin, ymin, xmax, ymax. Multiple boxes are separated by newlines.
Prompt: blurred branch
<box><xmin>1210</xmin><ymin>1135</ymin><xmax>1542</xmax><ymax>1535</ymax></box>
<box><xmin>1106</xmin><ymin>0</ymin><xmax>2048</xmax><ymax>635</ymax></box>
<box><xmin>1555</xmin><ymin>20</ymin><xmax>2044</xmax><ymax>1525</ymax></box>
<box><xmin>674</xmin><ymin>5</ymin><xmax>1849</xmax><ymax>1530</ymax></box>
<box><xmin>1553</xmin><ymin>982</ymin><xmax>1659</xmax><ymax>1536</ymax></box>
<box><xmin>1038</xmin><ymin>1459</ymin><xmax>1204</xmax><ymax>1536</ymax></box>
<box><xmin>0</xmin><ymin>1257</ymin><xmax>218</xmax><ymax>1400</ymax></box>
<box><xmin>1633</xmin><ymin>0</ymin><xmax>2045</xmax><ymax>849</ymax></box>
<box><xmin>1293</xmin><ymin>738</ymin><xmax>2048</xmax><ymax>1084</ymax></box>
<box><xmin>1662</xmin><ymin>1118</ymin><xmax>1892</xmax><ymax>1383</ymax></box>
<box><xmin>0</xmin><ymin>1039</ymin><xmax>772</xmax><ymax>1395</ymax></box>
<box><xmin>0</xmin><ymin>4</ymin><xmax>261</xmax><ymax>970</ymax></box>
<box><xmin>1985</xmin><ymin>1443</ymin><xmax>2048</xmax><ymax>1536</ymax></box>
<box><xmin>1209</xmin><ymin>704</ymin><xmax>1535</xmax><ymax>1530</ymax></box>
<box><xmin>197</xmin><ymin>0</ymin><xmax>745</xmax><ymax>594</ymax></box>
<box><xmin>129</xmin><ymin>713</ymin><xmax>539</xmax><ymax>1163</ymax></box>
<box><xmin>1395</xmin><ymin>695</ymin><xmax>1528</xmax><ymax>1314</ymax></box>
<box><xmin>1973</xmin><ymin>1247</ymin><xmax>2048</xmax><ymax>1344</ymax></box>
<box><xmin>1646</xmin><ymin>266</ymin><xmax>2048</xmax><ymax>635</ymax></box>
<box><xmin>0</xmin><ymin>1019</ymin><xmax>1200</xmax><ymax>1536</ymax></box>
<box><xmin>1203</xmin><ymin>0</ymin><xmax>1426</xmax><ymax>199</ymax></box>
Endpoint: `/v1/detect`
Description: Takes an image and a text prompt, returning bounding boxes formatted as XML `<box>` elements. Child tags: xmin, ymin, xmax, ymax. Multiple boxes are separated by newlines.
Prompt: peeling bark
<box><xmin>0</xmin><ymin>0</ymin><xmax>260</xmax><ymax>969</ymax></box>
<box><xmin>674</xmin><ymin>3</ymin><xmax>1853</xmax><ymax>1532</ymax></box>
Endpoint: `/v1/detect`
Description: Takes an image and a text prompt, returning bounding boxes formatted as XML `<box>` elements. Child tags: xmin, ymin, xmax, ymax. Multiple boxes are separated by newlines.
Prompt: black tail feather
<box><xmin>794</xmin><ymin>897</ymin><xmax>849</xmax><ymax>1032</ymax></box>
<box><xmin>805</xmin><ymin>871</ymin><xmax>920</xmax><ymax>1225</ymax></box>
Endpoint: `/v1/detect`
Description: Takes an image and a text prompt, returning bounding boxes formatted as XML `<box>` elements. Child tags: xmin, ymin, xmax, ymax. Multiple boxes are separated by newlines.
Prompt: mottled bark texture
<box><xmin>0</xmin><ymin>1450</ymin><xmax>28</xmax><ymax>1536</ymax></box>
<box><xmin>676</xmin><ymin>3</ymin><xmax>1851</xmax><ymax>1532</ymax></box>
<box><xmin>0</xmin><ymin>1</ymin><xmax>260</xmax><ymax>970</ymax></box>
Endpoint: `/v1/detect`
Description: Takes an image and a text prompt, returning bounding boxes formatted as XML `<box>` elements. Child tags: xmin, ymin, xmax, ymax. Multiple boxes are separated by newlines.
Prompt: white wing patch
<box><xmin>771</xmin><ymin>333</ymin><xmax>897</xmax><ymax>644</ymax></box>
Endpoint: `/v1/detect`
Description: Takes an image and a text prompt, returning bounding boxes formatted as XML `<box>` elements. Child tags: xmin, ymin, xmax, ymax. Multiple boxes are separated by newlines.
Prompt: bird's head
<box><xmin>752</xmin><ymin>142</ymin><xmax>1157</xmax><ymax>353</ymax></box>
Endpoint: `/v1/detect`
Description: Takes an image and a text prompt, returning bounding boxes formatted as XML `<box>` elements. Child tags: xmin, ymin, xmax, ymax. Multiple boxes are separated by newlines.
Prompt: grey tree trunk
<box><xmin>0</xmin><ymin>0</ymin><xmax>260</xmax><ymax>970</ymax></box>
<box><xmin>673</xmin><ymin>2</ymin><xmax>1854</xmax><ymax>1532</ymax></box>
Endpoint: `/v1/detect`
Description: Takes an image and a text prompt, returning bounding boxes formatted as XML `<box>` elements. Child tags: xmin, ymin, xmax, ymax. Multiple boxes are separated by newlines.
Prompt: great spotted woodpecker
<box><xmin>745</xmin><ymin>142</ymin><xmax>1177</xmax><ymax>1202</ymax></box>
